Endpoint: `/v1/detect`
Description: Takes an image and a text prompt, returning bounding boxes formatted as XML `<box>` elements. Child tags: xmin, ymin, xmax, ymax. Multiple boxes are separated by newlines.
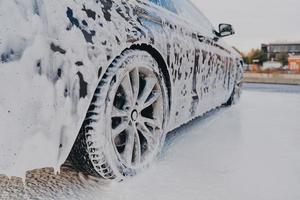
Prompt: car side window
<box><xmin>171</xmin><ymin>0</ymin><xmax>214</xmax><ymax>36</ymax></box>
<box><xmin>149</xmin><ymin>0</ymin><xmax>177</xmax><ymax>13</ymax></box>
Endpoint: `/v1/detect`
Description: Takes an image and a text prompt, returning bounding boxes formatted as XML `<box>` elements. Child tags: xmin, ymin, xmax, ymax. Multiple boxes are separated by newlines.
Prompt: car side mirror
<box><xmin>218</xmin><ymin>23</ymin><xmax>235</xmax><ymax>37</ymax></box>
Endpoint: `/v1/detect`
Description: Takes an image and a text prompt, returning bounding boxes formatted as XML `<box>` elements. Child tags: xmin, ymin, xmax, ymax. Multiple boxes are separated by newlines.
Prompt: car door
<box><xmin>129</xmin><ymin>0</ymin><xmax>201</xmax><ymax>130</ymax></box>
<box><xmin>171</xmin><ymin>0</ymin><xmax>236</xmax><ymax>116</ymax></box>
<box><xmin>129</xmin><ymin>0</ymin><xmax>235</xmax><ymax>129</ymax></box>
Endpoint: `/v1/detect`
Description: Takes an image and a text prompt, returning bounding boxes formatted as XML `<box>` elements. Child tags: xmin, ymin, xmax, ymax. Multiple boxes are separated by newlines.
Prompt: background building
<box><xmin>288</xmin><ymin>55</ymin><xmax>300</xmax><ymax>73</ymax></box>
<box><xmin>262</xmin><ymin>42</ymin><xmax>300</xmax><ymax>60</ymax></box>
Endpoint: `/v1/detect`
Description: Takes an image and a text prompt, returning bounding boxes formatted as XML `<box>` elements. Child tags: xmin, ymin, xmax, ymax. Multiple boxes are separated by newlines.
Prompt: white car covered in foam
<box><xmin>0</xmin><ymin>0</ymin><xmax>243</xmax><ymax>180</ymax></box>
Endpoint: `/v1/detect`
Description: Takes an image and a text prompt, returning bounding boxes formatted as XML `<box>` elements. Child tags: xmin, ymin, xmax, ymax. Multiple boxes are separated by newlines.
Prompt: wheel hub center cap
<box><xmin>131</xmin><ymin>109</ymin><xmax>138</xmax><ymax>121</ymax></box>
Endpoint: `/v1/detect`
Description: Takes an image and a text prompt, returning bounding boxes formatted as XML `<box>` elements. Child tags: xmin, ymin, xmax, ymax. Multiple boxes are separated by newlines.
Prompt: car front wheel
<box><xmin>70</xmin><ymin>50</ymin><xmax>168</xmax><ymax>180</ymax></box>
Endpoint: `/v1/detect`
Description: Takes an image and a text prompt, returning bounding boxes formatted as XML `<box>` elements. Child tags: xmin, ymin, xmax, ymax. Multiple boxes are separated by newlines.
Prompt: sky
<box><xmin>190</xmin><ymin>0</ymin><xmax>300</xmax><ymax>53</ymax></box>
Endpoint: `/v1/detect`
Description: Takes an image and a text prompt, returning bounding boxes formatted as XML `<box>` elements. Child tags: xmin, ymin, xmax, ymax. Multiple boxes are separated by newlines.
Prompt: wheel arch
<box><xmin>68</xmin><ymin>47</ymin><xmax>172</xmax><ymax>179</ymax></box>
<box><xmin>128</xmin><ymin>44</ymin><xmax>172</xmax><ymax>113</ymax></box>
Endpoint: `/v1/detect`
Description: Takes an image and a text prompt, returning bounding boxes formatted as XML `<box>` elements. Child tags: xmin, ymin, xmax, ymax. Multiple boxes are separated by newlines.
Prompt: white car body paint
<box><xmin>0</xmin><ymin>0</ymin><xmax>243</xmax><ymax>177</ymax></box>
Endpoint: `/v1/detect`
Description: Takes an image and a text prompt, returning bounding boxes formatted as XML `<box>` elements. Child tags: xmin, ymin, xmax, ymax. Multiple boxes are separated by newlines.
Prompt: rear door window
<box><xmin>149</xmin><ymin>0</ymin><xmax>177</xmax><ymax>13</ymax></box>
<box><xmin>171</xmin><ymin>0</ymin><xmax>214</xmax><ymax>36</ymax></box>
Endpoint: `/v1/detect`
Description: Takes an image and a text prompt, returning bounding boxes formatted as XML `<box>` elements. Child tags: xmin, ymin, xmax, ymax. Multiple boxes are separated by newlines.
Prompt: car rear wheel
<box><xmin>70</xmin><ymin>50</ymin><xmax>168</xmax><ymax>180</ymax></box>
<box><xmin>226</xmin><ymin>81</ymin><xmax>242</xmax><ymax>106</ymax></box>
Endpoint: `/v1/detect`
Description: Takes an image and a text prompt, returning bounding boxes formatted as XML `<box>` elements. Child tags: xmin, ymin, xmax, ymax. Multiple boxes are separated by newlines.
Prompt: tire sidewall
<box><xmin>89</xmin><ymin>50</ymin><xmax>168</xmax><ymax>179</ymax></box>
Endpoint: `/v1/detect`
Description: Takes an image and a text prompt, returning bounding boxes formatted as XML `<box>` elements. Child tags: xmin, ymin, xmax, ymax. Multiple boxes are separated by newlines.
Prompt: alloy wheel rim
<box><xmin>109</xmin><ymin>66</ymin><xmax>164</xmax><ymax>169</ymax></box>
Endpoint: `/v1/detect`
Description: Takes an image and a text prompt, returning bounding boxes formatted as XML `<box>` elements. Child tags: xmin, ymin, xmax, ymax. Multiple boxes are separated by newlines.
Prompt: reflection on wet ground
<box><xmin>2</xmin><ymin>84</ymin><xmax>300</xmax><ymax>200</ymax></box>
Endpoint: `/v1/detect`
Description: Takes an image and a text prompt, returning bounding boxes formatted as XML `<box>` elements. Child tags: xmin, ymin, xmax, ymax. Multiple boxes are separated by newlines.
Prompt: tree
<box><xmin>242</xmin><ymin>53</ymin><xmax>250</xmax><ymax>65</ymax></box>
<box><xmin>241</xmin><ymin>49</ymin><xmax>267</xmax><ymax>65</ymax></box>
<box><xmin>248</xmin><ymin>49</ymin><xmax>267</xmax><ymax>65</ymax></box>
<box><xmin>277</xmin><ymin>53</ymin><xmax>288</xmax><ymax>66</ymax></box>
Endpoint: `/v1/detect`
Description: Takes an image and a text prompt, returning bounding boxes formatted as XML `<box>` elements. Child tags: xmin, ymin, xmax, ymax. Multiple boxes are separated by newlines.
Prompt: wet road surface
<box><xmin>1</xmin><ymin>83</ymin><xmax>300</xmax><ymax>200</ymax></box>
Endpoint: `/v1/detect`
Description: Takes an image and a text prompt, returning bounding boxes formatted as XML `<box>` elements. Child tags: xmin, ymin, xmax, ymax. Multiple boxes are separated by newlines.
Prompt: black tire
<box><xmin>226</xmin><ymin>81</ymin><xmax>242</xmax><ymax>106</ymax></box>
<box><xmin>69</xmin><ymin>50</ymin><xmax>168</xmax><ymax>180</ymax></box>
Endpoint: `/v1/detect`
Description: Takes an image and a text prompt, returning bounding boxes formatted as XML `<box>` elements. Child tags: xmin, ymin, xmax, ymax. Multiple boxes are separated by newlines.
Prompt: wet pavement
<box><xmin>1</xmin><ymin>84</ymin><xmax>300</xmax><ymax>200</ymax></box>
